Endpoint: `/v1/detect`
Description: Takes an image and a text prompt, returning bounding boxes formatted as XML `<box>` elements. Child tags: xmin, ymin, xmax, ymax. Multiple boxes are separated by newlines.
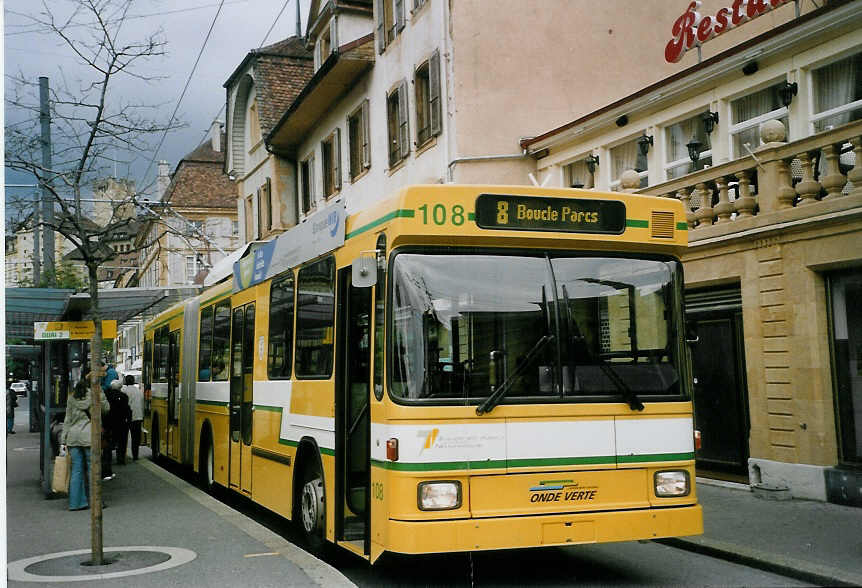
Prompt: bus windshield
<box><xmin>390</xmin><ymin>252</ymin><xmax>684</xmax><ymax>405</ymax></box>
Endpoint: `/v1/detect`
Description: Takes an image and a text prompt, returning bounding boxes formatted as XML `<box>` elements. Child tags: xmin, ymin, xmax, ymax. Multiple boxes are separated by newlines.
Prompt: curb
<box><xmin>140</xmin><ymin>459</ymin><xmax>356</xmax><ymax>588</ymax></box>
<box><xmin>657</xmin><ymin>536</ymin><xmax>862</xmax><ymax>587</ymax></box>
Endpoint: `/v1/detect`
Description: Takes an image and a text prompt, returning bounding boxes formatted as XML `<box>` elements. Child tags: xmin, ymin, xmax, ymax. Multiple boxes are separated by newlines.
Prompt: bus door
<box><xmin>229</xmin><ymin>303</ymin><xmax>255</xmax><ymax>495</ymax></box>
<box><xmin>335</xmin><ymin>267</ymin><xmax>372</xmax><ymax>554</ymax></box>
<box><xmin>166</xmin><ymin>329</ymin><xmax>181</xmax><ymax>460</ymax></box>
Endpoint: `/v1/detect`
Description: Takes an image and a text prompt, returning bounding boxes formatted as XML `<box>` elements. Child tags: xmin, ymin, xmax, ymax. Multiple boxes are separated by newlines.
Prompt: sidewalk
<box><xmin>662</xmin><ymin>478</ymin><xmax>862</xmax><ymax>587</ymax></box>
<box><xmin>5</xmin><ymin>428</ymin><xmax>354</xmax><ymax>587</ymax></box>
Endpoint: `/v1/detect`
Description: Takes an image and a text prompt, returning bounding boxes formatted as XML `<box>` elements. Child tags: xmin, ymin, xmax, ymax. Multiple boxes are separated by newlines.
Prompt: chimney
<box><xmin>157</xmin><ymin>160</ymin><xmax>171</xmax><ymax>200</ymax></box>
<box><xmin>211</xmin><ymin>120</ymin><xmax>223</xmax><ymax>152</ymax></box>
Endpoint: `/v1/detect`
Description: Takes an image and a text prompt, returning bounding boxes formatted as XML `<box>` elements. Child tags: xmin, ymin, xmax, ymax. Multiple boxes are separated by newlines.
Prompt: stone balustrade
<box><xmin>629</xmin><ymin>119</ymin><xmax>862</xmax><ymax>238</ymax></box>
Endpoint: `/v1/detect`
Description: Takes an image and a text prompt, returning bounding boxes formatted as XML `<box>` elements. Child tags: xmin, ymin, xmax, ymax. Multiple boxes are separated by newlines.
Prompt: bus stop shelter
<box><xmin>5</xmin><ymin>286</ymin><xmax>199</xmax><ymax>495</ymax></box>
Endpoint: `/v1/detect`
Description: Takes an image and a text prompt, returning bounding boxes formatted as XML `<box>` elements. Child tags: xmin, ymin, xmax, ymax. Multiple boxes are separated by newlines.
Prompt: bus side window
<box><xmin>212</xmin><ymin>300</ymin><xmax>231</xmax><ymax>381</ymax></box>
<box><xmin>268</xmin><ymin>273</ymin><xmax>295</xmax><ymax>379</ymax></box>
<box><xmin>198</xmin><ymin>305</ymin><xmax>214</xmax><ymax>381</ymax></box>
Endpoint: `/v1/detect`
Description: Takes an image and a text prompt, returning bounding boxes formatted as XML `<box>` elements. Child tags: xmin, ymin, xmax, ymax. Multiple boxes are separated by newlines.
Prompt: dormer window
<box><xmin>248</xmin><ymin>99</ymin><xmax>261</xmax><ymax>146</ymax></box>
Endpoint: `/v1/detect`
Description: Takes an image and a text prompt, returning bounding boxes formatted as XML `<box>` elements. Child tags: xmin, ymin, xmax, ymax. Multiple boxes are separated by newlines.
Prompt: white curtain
<box><xmin>611</xmin><ymin>139</ymin><xmax>640</xmax><ymax>180</ymax></box>
<box><xmin>813</xmin><ymin>53</ymin><xmax>860</xmax><ymax>131</ymax></box>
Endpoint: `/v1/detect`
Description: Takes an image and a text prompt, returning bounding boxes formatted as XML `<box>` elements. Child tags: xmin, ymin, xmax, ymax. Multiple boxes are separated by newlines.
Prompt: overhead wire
<box><xmin>196</xmin><ymin>0</ymin><xmax>292</xmax><ymax>147</ymax></box>
<box><xmin>140</xmin><ymin>0</ymin><xmax>226</xmax><ymax>193</ymax></box>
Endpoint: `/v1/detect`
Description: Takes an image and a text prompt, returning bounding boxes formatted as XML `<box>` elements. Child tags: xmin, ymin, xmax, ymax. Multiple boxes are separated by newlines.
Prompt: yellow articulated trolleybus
<box><xmin>143</xmin><ymin>184</ymin><xmax>702</xmax><ymax>562</ymax></box>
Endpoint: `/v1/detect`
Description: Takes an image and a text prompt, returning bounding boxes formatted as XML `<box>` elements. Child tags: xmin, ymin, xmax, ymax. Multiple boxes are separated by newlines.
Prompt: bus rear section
<box><xmin>369</xmin><ymin>244</ymin><xmax>702</xmax><ymax>555</ymax></box>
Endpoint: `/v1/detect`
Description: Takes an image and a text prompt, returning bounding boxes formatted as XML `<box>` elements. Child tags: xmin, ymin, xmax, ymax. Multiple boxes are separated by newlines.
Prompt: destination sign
<box><xmin>475</xmin><ymin>194</ymin><xmax>626</xmax><ymax>234</ymax></box>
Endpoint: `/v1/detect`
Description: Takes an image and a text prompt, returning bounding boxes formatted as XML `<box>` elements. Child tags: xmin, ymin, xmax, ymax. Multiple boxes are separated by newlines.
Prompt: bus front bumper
<box><xmin>386</xmin><ymin>504</ymin><xmax>703</xmax><ymax>554</ymax></box>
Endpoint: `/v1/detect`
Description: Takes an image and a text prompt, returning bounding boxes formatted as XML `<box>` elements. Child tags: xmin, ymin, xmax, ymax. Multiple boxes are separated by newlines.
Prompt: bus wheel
<box><xmin>151</xmin><ymin>417</ymin><xmax>161</xmax><ymax>462</ymax></box>
<box><xmin>199</xmin><ymin>433</ymin><xmax>214</xmax><ymax>492</ymax></box>
<box><xmin>299</xmin><ymin>464</ymin><xmax>326</xmax><ymax>552</ymax></box>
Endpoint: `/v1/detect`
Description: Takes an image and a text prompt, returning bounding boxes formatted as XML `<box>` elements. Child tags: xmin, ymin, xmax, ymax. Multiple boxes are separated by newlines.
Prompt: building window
<box><xmin>564</xmin><ymin>158</ymin><xmax>594</xmax><ymax>189</ymax></box>
<box><xmin>610</xmin><ymin>136</ymin><xmax>648</xmax><ymax>190</ymax></box>
<box><xmin>387</xmin><ymin>81</ymin><xmax>409</xmax><ymax>167</ymax></box>
<box><xmin>665</xmin><ymin>113</ymin><xmax>712</xmax><ymax>180</ymax></box>
<box><xmin>812</xmin><ymin>52</ymin><xmax>862</xmax><ymax>133</ymax></box>
<box><xmin>377</xmin><ymin>0</ymin><xmax>405</xmax><ymax>53</ymax></box>
<box><xmin>348</xmin><ymin>100</ymin><xmax>371</xmax><ymax>180</ymax></box>
<box><xmin>321</xmin><ymin>130</ymin><xmax>341</xmax><ymax>198</ymax></box>
<box><xmin>300</xmin><ymin>155</ymin><xmax>315</xmax><ymax>214</ymax></box>
<box><xmin>232</xmin><ymin>220</ymin><xmax>239</xmax><ymax>236</ymax></box>
<box><xmin>248</xmin><ymin>99</ymin><xmax>261</xmax><ymax>146</ymax></box>
<box><xmin>264</xmin><ymin>177</ymin><xmax>272</xmax><ymax>231</ymax></box>
<box><xmin>730</xmin><ymin>82</ymin><xmax>787</xmax><ymax>158</ymax></box>
<box><xmin>415</xmin><ymin>51</ymin><xmax>442</xmax><ymax>147</ymax></box>
<box><xmin>413</xmin><ymin>0</ymin><xmax>426</xmax><ymax>9</ymax></box>
<box><xmin>245</xmin><ymin>195</ymin><xmax>254</xmax><ymax>239</ymax></box>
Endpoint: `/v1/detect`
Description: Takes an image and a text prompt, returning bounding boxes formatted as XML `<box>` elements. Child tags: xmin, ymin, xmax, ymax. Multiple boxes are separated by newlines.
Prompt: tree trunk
<box><xmin>88</xmin><ymin>263</ymin><xmax>104</xmax><ymax>565</ymax></box>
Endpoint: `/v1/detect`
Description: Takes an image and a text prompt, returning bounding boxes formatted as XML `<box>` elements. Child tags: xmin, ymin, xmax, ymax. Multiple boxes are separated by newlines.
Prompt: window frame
<box><xmin>299</xmin><ymin>154</ymin><xmax>315</xmax><ymax>215</ymax></box>
<box><xmin>387</xmin><ymin>81</ymin><xmax>410</xmax><ymax>168</ymax></box>
<box><xmin>728</xmin><ymin>80</ymin><xmax>789</xmax><ymax>158</ymax></box>
<box><xmin>268</xmin><ymin>272</ymin><xmax>296</xmax><ymax>380</ymax></box>
<box><xmin>377</xmin><ymin>0</ymin><xmax>405</xmax><ymax>53</ymax></box>
<box><xmin>414</xmin><ymin>50</ymin><xmax>442</xmax><ymax>148</ymax></box>
<box><xmin>295</xmin><ymin>256</ymin><xmax>336</xmax><ymax>379</ymax></box>
<box><xmin>321</xmin><ymin>129</ymin><xmax>342</xmax><ymax>198</ymax></box>
<box><xmin>347</xmin><ymin>100</ymin><xmax>371</xmax><ymax>180</ymax></box>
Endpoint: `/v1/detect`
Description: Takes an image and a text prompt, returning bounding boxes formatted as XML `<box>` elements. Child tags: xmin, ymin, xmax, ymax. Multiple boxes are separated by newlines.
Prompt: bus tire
<box><xmin>151</xmin><ymin>415</ymin><xmax>161</xmax><ymax>463</ymax></box>
<box><xmin>298</xmin><ymin>461</ymin><xmax>326</xmax><ymax>553</ymax></box>
<box><xmin>198</xmin><ymin>427</ymin><xmax>214</xmax><ymax>492</ymax></box>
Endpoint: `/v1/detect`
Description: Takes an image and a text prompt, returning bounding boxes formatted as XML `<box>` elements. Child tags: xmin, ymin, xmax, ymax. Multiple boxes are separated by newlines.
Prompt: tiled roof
<box><xmin>255</xmin><ymin>54</ymin><xmax>315</xmax><ymax>137</ymax></box>
<box><xmin>163</xmin><ymin>139</ymin><xmax>235</xmax><ymax>209</ymax></box>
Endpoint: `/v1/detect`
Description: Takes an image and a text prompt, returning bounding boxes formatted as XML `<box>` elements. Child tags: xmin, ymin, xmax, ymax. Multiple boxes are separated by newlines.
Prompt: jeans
<box><xmin>6</xmin><ymin>414</ymin><xmax>13</xmax><ymax>434</ymax></box>
<box><xmin>69</xmin><ymin>446</ymin><xmax>91</xmax><ymax>510</ymax></box>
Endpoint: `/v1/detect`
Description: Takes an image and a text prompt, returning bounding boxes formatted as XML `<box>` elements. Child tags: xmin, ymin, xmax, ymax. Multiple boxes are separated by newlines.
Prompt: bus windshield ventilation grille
<box><xmin>650</xmin><ymin>211</ymin><xmax>675</xmax><ymax>239</ymax></box>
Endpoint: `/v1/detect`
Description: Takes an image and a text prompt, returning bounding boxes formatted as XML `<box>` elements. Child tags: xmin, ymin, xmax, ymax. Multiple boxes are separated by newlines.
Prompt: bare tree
<box><xmin>4</xmin><ymin>0</ymin><xmax>185</xmax><ymax>565</ymax></box>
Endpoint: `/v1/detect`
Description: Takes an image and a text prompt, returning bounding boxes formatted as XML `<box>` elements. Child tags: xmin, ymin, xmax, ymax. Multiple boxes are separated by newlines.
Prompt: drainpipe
<box><xmin>446</xmin><ymin>153</ymin><xmax>528</xmax><ymax>183</ymax></box>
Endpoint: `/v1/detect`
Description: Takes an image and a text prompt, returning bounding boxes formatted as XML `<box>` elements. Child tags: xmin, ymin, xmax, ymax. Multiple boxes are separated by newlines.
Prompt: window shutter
<box><xmin>334</xmin><ymin>128</ymin><xmax>342</xmax><ymax>191</ymax></box>
<box><xmin>253</xmin><ymin>191</ymin><xmax>260</xmax><ymax>239</ymax></box>
<box><xmin>329</xmin><ymin>17</ymin><xmax>338</xmax><ymax>54</ymax></box>
<box><xmin>361</xmin><ymin>100</ymin><xmax>371</xmax><ymax>168</ymax></box>
<box><xmin>398</xmin><ymin>81</ymin><xmax>409</xmax><ymax>159</ymax></box>
<box><xmin>395</xmin><ymin>0</ymin><xmax>405</xmax><ymax>33</ymax></box>
<box><xmin>265</xmin><ymin>177</ymin><xmax>272</xmax><ymax>230</ymax></box>
<box><xmin>309</xmin><ymin>154</ymin><xmax>316</xmax><ymax>206</ymax></box>
<box><xmin>429</xmin><ymin>50</ymin><xmax>441</xmax><ymax>137</ymax></box>
<box><xmin>376</xmin><ymin>0</ymin><xmax>385</xmax><ymax>53</ymax></box>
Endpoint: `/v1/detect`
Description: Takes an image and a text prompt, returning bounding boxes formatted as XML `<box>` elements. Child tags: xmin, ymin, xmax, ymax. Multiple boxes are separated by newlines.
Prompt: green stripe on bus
<box><xmin>616</xmin><ymin>452</ymin><xmax>695</xmax><ymax>463</ymax></box>
<box><xmin>346</xmin><ymin>209</ymin><xmax>415</xmax><ymax>240</ymax></box>
<box><xmin>197</xmin><ymin>399</ymin><xmax>228</xmax><ymax>407</ymax></box>
<box><xmin>253</xmin><ymin>405</ymin><xmax>283</xmax><ymax>413</ymax></box>
<box><xmin>276</xmin><ymin>436</ymin><xmax>334</xmax><ymax>456</ymax></box>
<box><xmin>676</xmin><ymin>222</ymin><xmax>688</xmax><ymax>230</ymax></box>
<box><xmin>371</xmin><ymin>458</ymin><xmax>506</xmax><ymax>471</ymax></box>
<box><xmin>626</xmin><ymin>219</ymin><xmax>649</xmax><ymax>228</ymax></box>
<box><xmin>200</xmin><ymin>291</ymin><xmax>231</xmax><ymax>307</ymax></box>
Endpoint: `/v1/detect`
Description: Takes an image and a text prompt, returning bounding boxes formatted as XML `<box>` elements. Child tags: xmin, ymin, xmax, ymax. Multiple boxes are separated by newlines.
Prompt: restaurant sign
<box><xmin>665</xmin><ymin>0</ymin><xmax>792</xmax><ymax>63</ymax></box>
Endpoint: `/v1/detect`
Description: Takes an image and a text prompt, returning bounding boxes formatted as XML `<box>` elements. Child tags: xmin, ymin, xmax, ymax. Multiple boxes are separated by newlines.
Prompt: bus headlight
<box><xmin>654</xmin><ymin>470</ymin><xmax>690</xmax><ymax>497</ymax></box>
<box><xmin>418</xmin><ymin>481</ymin><xmax>462</xmax><ymax>511</ymax></box>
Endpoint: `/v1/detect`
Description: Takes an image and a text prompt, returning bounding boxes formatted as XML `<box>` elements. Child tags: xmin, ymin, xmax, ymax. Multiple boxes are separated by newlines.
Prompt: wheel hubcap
<box><xmin>301</xmin><ymin>478</ymin><xmax>323</xmax><ymax>534</ymax></box>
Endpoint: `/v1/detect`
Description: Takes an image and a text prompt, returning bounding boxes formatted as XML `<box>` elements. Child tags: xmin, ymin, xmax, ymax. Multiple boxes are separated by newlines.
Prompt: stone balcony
<box><xmin>631</xmin><ymin>119</ymin><xmax>862</xmax><ymax>245</ymax></box>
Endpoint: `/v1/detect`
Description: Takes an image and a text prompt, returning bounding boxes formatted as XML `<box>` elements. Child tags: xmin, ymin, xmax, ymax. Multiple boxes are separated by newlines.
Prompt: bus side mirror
<box><xmin>352</xmin><ymin>255</ymin><xmax>378</xmax><ymax>288</ymax></box>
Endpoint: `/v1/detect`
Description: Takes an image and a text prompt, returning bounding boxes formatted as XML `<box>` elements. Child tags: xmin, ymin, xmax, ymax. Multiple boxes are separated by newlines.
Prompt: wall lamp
<box><xmin>637</xmin><ymin>133</ymin><xmax>654</xmax><ymax>157</ymax></box>
<box><xmin>701</xmin><ymin>111</ymin><xmax>719</xmax><ymax>134</ymax></box>
<box><xmin>686</xmin><ymin>137</ymin><xmax>703</xmax><ymax>163</ymax></box>
<box><xmin>778</xmin><ymin>81</ymin><xmax>798</xmax><ymax>107</ymax></box>
<box><xmin>585</xmin><ymin>154</ymin><xmax>599</xmax><ymax>174</ymax></box>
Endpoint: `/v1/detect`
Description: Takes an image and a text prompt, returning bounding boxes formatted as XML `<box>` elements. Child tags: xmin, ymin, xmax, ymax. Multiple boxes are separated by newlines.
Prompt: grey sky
<box><xmin>4</xmin><ymin>0</ymin><xmax>310</xmax><ymax>219</ymax></box>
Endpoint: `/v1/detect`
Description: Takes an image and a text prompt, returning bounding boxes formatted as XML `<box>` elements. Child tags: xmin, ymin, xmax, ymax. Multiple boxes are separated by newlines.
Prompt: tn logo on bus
<box><xmin>417</xmin><ymin>428</ymin><xmax>440</xmax><ymax>454</ymax></box>
<box><xmin>529</xmin><ymin>480</ymin><xmax>598</xmax><ymax>503</ymax></box>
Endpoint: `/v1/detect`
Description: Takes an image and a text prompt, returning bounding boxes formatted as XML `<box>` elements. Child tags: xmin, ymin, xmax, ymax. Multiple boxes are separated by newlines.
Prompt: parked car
<box><xmin>10</xmin><ymin>382</ymin><xmax>28</xmax><ymax>397</ymax></box>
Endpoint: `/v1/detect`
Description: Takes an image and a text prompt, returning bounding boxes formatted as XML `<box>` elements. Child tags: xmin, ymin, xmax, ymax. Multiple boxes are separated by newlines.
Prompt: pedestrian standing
<box><xmin>99</xmin><ymin>362</ymin><xmax>118</xmax><ymax>480</ymax></box>
<box><xmin>61</xmin><ymin>370</ymin><xmax>108</xmax><ymax>511</ymax></box>
<box><xmin>108</xmin><ymin>379</ymin><xmax>130</xmax><ymax>465</ymax></box>
<box><xmin>6</xmin><ymin>386</ymin><xmax>18</xmax><ymax>435</ymax></box>
<box><xmin>122</xmin><ymin>375</ymin><xmax>144</xmax><ymax>461</ymax></box>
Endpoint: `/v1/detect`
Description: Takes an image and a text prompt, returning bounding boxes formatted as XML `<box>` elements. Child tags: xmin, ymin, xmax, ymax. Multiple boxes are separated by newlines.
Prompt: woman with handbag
<box><xmin>61</xmin><ymin>370</ymin><xmax>108</xmax><ymax>511</ymax></box>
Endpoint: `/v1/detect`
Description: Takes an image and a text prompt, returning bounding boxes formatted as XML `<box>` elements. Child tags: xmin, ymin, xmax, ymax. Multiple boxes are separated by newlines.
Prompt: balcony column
<box><xmin>713</xmin><ymin>176</ymin><xmax>734</xmax><ymax>223</ymax></box>
<box><xmin>820</xmin><ymin>143</ymin><xmax>846</xmax><ymax>200</ymax></box>
<box><xmin>693</xmin><ymin>182</ymin><xmax>714</xmax><ymax>227</ymax></box>
<box><xmin>775</xmin><ymin>158</ymin><xmax>797</xmax><ymax>209</ymax></box>
<box><xmin>848</xmin><ymin>136</ymin><xmax>862</xmax><ymax>199</ymax></box>
<box><xmin>677</xmin><ymin>188</ymin><xmax>697</xmax><ymax>229</ymax></box>
<box><xmin>795</xmin><ymin>151</ymin><xmax>821</xmax><ymax>205</ymax></box>
<box><xmin>734</xmin><ymin>170</ymin><xmax>756</xmax><ymax>218</ymax></box>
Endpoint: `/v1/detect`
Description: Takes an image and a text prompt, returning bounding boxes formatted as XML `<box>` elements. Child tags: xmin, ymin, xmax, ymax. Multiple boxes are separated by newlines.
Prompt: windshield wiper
<box><xmin>476</xmin><ymin>334</ymin><xmax>555</xmax><ymax>415</ymax></box>
<box><xmin>561</xmin><ymin>283</ymin><xmax>644</xmax><ymax>411</ymax></box>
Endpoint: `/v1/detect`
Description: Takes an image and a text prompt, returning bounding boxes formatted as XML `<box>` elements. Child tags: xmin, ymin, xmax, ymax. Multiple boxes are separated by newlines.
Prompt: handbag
<box><xmin>51</xmin><ymin>452</ymin><xmax>71</xmax><ymax>494</ymax></box>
